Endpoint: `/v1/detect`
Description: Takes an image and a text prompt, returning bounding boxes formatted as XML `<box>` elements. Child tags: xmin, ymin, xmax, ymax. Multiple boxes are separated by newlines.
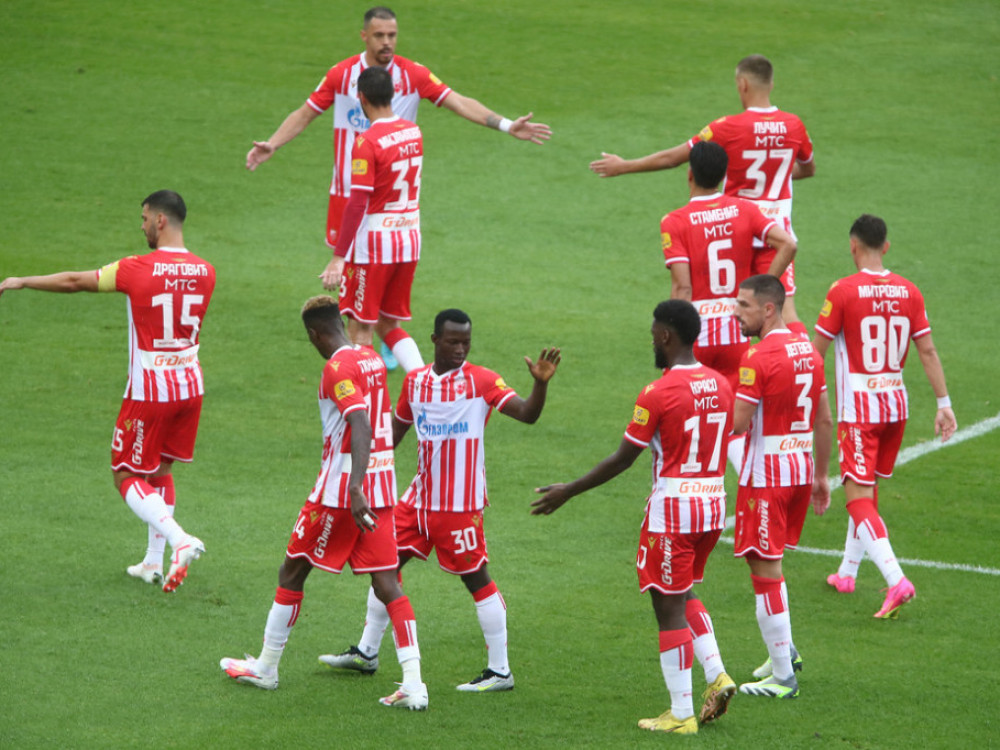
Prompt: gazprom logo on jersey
<box><xmin>416</xmin><ymin>412</ymin><xmax>470</xmax><ymax>438</ymax></box>
<box><xmin>348</xmin><ymin>105</ymin><xmax>370</xmax><ymax>130</ymax></box>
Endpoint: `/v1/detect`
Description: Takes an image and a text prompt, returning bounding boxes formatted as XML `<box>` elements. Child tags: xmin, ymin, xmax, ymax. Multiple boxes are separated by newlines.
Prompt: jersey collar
<box><xmin>689</xmin><ymin>192</ymin><xmax>723</xmax><ymax>203</ymax></box>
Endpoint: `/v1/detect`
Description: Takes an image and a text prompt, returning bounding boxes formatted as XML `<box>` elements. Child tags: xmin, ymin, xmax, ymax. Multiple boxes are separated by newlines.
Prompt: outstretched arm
<box><xmin>531</xmin><ymin>438</ymin><xmax>644</xmax><ymax>515</ymax></box>
<box><xmin>440</xmin><ymin>93</ymin><xmax>551</xmax><ymax>144</ymax></box>
<box><xmin>499</xmin><ymin>348</ymin><xmax>561</xmax><ymax>424</ymax></box>
<box><xmin>913</xmin><ymin>333</ymin><xmax>957</xmax><ymax>442</ymax></box>
<box><xmin>246</xmin><ymin>104</ymin><xmax>323</xmax><ymax>171</ymax></box>
<box><xmin>589</xmin><ymin>142</ymin><xmax>691</xmax><ymax>178</ymax></box>
<box><xmin>0</xmin><ymin>271</ymin><xmax>99</xmax><ymax>298</ymax></box>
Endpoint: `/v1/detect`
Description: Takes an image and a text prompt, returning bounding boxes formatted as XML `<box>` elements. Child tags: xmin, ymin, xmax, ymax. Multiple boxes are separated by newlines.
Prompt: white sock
<box><xmin>838</xmin><ymin>517</ymin><xmax>864</xmax><ymax>578</ymax></box>
<box><xmin>143</xmin><ymin>503</ymin><xmax>172</xmax><ymax>567</ymax></box>
<box><xmin>856</xmin><ymin>520</ymin><xmax>904</xmax><ymax>587</ymax></box>
<box><xmin>756</xmin><ymin>590</ymin><xmax>793</xmax><ymax>681</ymax></box>
<box><xmin>691</xmin><ymin>632</ymin><xmax>724</xmax><ymax>684</ymax></box>
<box><xmin>358</xmin><ymin>586</ymin><xmax>390</xmax><ymax>658</ymax></box>
<box><xmin>391</xmin><ymin>336</ymin><xmax>424</xmax><ymax>373</ymax></box>
<box><xmin>123</xmin><ymin>481</ymin><xmax>185</xmax><ymax>548</ymax></box>
<box><xmin>474</xmin><ymin>590</ymin><xmax>509</xmax><ymax>675</ymax></box>
<box><xmin>660</xmin><ymin>645</ymin><xmax>694</xmax><ymax>720</ymax></box>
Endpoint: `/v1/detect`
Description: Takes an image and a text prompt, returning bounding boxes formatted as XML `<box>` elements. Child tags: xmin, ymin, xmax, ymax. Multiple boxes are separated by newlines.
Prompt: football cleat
<box><xmin>752</xmin><ymin>646</ymin><xmax>803</xmax><ymax>680</ymax></box>
<box><xmin>380</xmin><ymin>342</ymin><xmax>399</xmax><ymax>371</ymax></box>
<box><xmin>699</xmin><ymin>672</ymin><xmax>736</xmax><ymax>723</ymax></box>
<box><xmin>874</xmin><ymin>577</ymin><xmax>915</xmax><ymax>619</ymax></box>
<box><xmin>163</xmin><ymin>535</ymin><xmax>204</xmax><ymax>593</ymax></box>
<box><xmin>127</xmin><ymin>562</ymin><xmax>163</xmax><ymax>585</ymax></box>
<box><xmin>219</xmin><ymin>655</ymin><xmax>278</xmax><ymax>690</ymax></box>
<box><xmin>637</xmin><ymin>710</ymin><xmax>698</xmax><ymax>734</ymax></box>
<box><xmin>379</xmin><ymin>682</ymin><xmax>428</xmax><ymax>710</ymax></box>
<box><xmin>456</xmin><ymin>668</ymin><xmax>515</xmax><ymax>692</ymax></box>
<box><xmin>318</xmin><ymin>646</ymin><xmax>379</xmax><ymax>674</ymax></box>
<box><xmin>826</xmin><ymin>572</ymin><xmax>856</xmax><ymax>593</ymax></box>
<box><xmin>739</xmin><ymin>673</ymin><xmax>799</xmax><ymax>699</ymax></box>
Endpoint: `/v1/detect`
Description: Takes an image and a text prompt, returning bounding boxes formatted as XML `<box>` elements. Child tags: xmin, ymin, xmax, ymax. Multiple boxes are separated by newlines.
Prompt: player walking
<box><xmin>592</xmin><ymin>55</ymin><xmax>814</xmax><ymax>333</ymax></box>
<box><xmin>813</xmin><ymin>214</ymin><xmax>956</xmax><ymax>618</ymax></box>
<box><xmin>533</xmin><ymin>300</ymin><xmax>736</xmax><ymax>735</ymax></box>
<box><xmin>320</xmin><ymin>308</ymin><xmax>560</xmax><ymax>692</ymax></box>
<box><xmin>731</xmin><ymin>275</ymin><xmax>832</xmax><ymax>698</ymax></box>
<box><xmin>220</xmin><ymin>297</ymin><xmax>428</xmax><ymax>710</ymax></box>
<box><xmin>0</xmin><ymin>190</ymin><xmax>214</xmax><ymax>592</ymax></box>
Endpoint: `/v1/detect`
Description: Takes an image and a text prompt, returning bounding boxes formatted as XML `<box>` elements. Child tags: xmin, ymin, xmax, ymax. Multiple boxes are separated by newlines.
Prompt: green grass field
<box><xmin>2</xmin><ymin>1</ymin><xmax>998</xmax><ymax>747</ymax></box>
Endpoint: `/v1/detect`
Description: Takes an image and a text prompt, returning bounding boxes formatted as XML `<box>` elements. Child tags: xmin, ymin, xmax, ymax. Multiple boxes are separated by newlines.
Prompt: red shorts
<box><xmin>733</xmin><ymin>484</ymin><xmax>810</xmax><ymax>560</ymax></box>
<box><xmin>693</xmin><ymin>340</ymin><xmax>748</xmax><ymax>393</ymax></box>
<box><xmin>338</xmin><ymin>261</ymin><xmax>417</xmax><ymax>325</ymax></box>
<box><xmin>636</xmin><ymin>515</ymin><xmax>721</xmax><ymax>595</ymax></box>
<box><xmin>326</xmin><ymin>194</ymin><xmax>349</xmax><ymax>248</ymax></box>
<box><xmin>838</xmin><ymin>420</ymin><xmax>906</xmax><ymax>486</ymax></box>
<box><xmin>286</xmin><ymin>502</ymin><xmax>399</xmax><ymax>574</ymax></box>
<box><xmin>110</xmin><ymin>396</ymin><xmax>202</xmax><ymax>474</ymax></box>
<box><xmin>752</xmin><ymin>252</ymin><xmax>796</xmax><ymax>296</ymax></box>
<box><xmin>394</xmin><ymin>503</ymin><xmax>489</xmax><ymax>575</ymax></box>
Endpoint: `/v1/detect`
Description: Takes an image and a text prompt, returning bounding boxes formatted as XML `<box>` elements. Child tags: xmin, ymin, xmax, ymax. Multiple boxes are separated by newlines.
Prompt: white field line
<box><xmin>720</xmin><ymin>411</ymin><xmax>1000</xmax><ymax>577</ymax></box>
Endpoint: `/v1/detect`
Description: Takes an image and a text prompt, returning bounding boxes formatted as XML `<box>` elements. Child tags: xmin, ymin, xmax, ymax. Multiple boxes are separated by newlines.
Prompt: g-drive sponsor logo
<box><xmin>416</xmin><ymin>412</ymin><xmax>469</xmax><ymax>438</ymax></box>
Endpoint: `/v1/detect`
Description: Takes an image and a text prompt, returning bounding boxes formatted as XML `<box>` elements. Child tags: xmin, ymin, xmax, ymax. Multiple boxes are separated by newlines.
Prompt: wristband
<box><xmin>936</xmin><ymin>396</ymin><xmax>951</xmax><ymax>409</ymax></box>
<box><xmin>498</xmin><ymin>117</ymin><xmax>513</xmax><ymax>133</ymax></box>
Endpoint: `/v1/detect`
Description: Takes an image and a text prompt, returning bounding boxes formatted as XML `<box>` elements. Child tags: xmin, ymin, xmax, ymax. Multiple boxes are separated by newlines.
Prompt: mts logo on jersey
<box><xmin>754</xmin><ymin>119</ymin><xmax>788</xmax><ymax>148</ymax></box>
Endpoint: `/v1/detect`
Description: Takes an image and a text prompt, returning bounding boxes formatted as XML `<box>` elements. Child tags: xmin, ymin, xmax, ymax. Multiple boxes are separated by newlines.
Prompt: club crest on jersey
<box><xmin>820</xmin><ymin>299</ymin><xmax>832</xmax><ymax>317</ymax></box>
<box><xmin>352</xmin><ymin>158</ymin><xmax>368</xmax><ymax>176</ymax></box>
<box><xmin>455</xmin><ymin>380</ymin><xmax>466</xmax><ymax>395</ymax></box>
<box><xmin>739</xmin><ymin>367</ymin><xmax>756</xmax><ymax>386</ymax></box>
<box><xmin>632</xmin><ymin>405</ymin><xmax>650</xmax><ymax>426</ymax></box>
<box><xmin>334</xmin><ymin>379</ymin><xmax>356</xmax><ymax>399</ymax></box>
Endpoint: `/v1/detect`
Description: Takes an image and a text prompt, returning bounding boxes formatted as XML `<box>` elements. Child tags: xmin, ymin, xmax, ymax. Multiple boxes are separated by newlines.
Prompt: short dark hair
<box><xmin>689</xmin><ymin>141</ymin><xmax>728</xmax><ymax>189</ymax></box>
<box><xmin>740</xmin><ymin>274</ymin><xmax>785</xmax><ymax>310</ymax></box>
<box><xmin>736</xmin><ymin>54</ymin><xmax>773</xmax><ymax>85</ymax></box>
<box><xmin>358</xmin><ymin>66</ymin><xmax>394</xmax><ymax>107</ymax></box>
<box><xmin>434</xmin><ymin>308</ymin><xmax>471</xmax><ymax>336</ymax></box>
<box><xmin>850</xmin><ymin>214</ymin><xmax>888</xmax><ymax>249</ymax></box>
<box><xmin>653</xmin><ymin>299</ymin><xmax>701</xmax><ymax>346</ymax></box>
<box><xmin>142</xmin><ymin>190</ymin><xmax>186</xmax><ymax>224</ymax></box>
<box><xmin>364</xmin><ymin>6</ymin><xmax>396</xmax><ymax>25</ymax></box>
<box><xmin>301</xmin><ymin>295</ymin><xmax>342</xmax><ymax>332</ymax></box>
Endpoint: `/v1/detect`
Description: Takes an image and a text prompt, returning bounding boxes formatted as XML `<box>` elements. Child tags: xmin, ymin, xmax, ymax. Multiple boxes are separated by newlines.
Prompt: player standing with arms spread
<box><xmin>220</xmin><ymin>296</ymin><xmax>428</xmax><ymax>710</ymax></box>
<box><xmin>320</xmin><ymin>309</ymin><xmax>560</xmax><ymax>692</ymax></box>
<box><xmin>661</xmin><ymin>140</ymin><xmax>795</xmax><ymax>467</ymax></box>
<box><xmin>731</xmin><ymin>275</ymin><xmax>831</xmax><ymax>699</ymax></box>
<box><xmin>318</xmin><ymin>66</ymin><xmax>425</xmax><ymax>371</ymax></box>
<box><xmin>813</xmin><ymin>215</ymin><xmax>956</xmax><ymax>618</ymax></box>
<box><xmin>246</xmin><ymin>6</ymin><xmax>551</xmax><ymax>368</ymax></box>
<box><xmin>0</xmin><ymin>190</ymin><xmax>214</xmax><ymax>592</ymax></box>
<box><xmin>533</xmin><ymin>300</ymin><xmax>737</xmax><ymax>735</ymax></box>
<box><xmin>592</xmin><ymin>55</ymin><xmax>814</xmax><ymax>333</ymax></box>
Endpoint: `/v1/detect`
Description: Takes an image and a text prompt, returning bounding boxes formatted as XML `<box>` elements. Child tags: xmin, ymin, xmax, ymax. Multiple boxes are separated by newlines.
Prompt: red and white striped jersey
<box><xmin>395</xmin><ymin>361</ymin><xmax>518</xmax><ymax>512</ymax></box>
<box><xmin>624</xmin><ymin>363</ymin><xmax>734</xmax><ymax>534</ymax></box>
<box><xmin>815</xmin><ymin>269</ymin><xmax>930</xmax><ymax>424</ymax></box>
<box><xmin>307</xmin><ymin>345</ymin><xmax>396</xmax><ymax>509</ymax></box>
<box><xmin>307</xmin><ymin>54</ymin><xmax>450</xmax><ymax>200</ymax></box>
<box><xmin>97</xmin><ymin>248</ymin><xmax>215</xmax><ymax>403</ymax></box>
<box><xmin>662</xmin><ymin>193</ymin><xmax>776</xmax><ymax>348</ymax></box>
<box><xmin>345</xmin><ymin>116</ymin><xmax>423</xmax><ymax>264</ymax></box>
<box><xmin>736</xmin><ymin>330</ymin><xmax>826</xmax><ymax>487</ymax></box>
<box><xmin>689</xmin><ymin>107</ymin><xmax>813</xmax><ymax>235</ymax></box>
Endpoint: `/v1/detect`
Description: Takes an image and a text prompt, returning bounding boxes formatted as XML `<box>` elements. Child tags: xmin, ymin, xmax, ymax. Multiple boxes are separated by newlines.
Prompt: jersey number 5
<box><xmin>151</xmin><ymin>293</ymin><xmax>204</xmax><ymax>349</ymax></box>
